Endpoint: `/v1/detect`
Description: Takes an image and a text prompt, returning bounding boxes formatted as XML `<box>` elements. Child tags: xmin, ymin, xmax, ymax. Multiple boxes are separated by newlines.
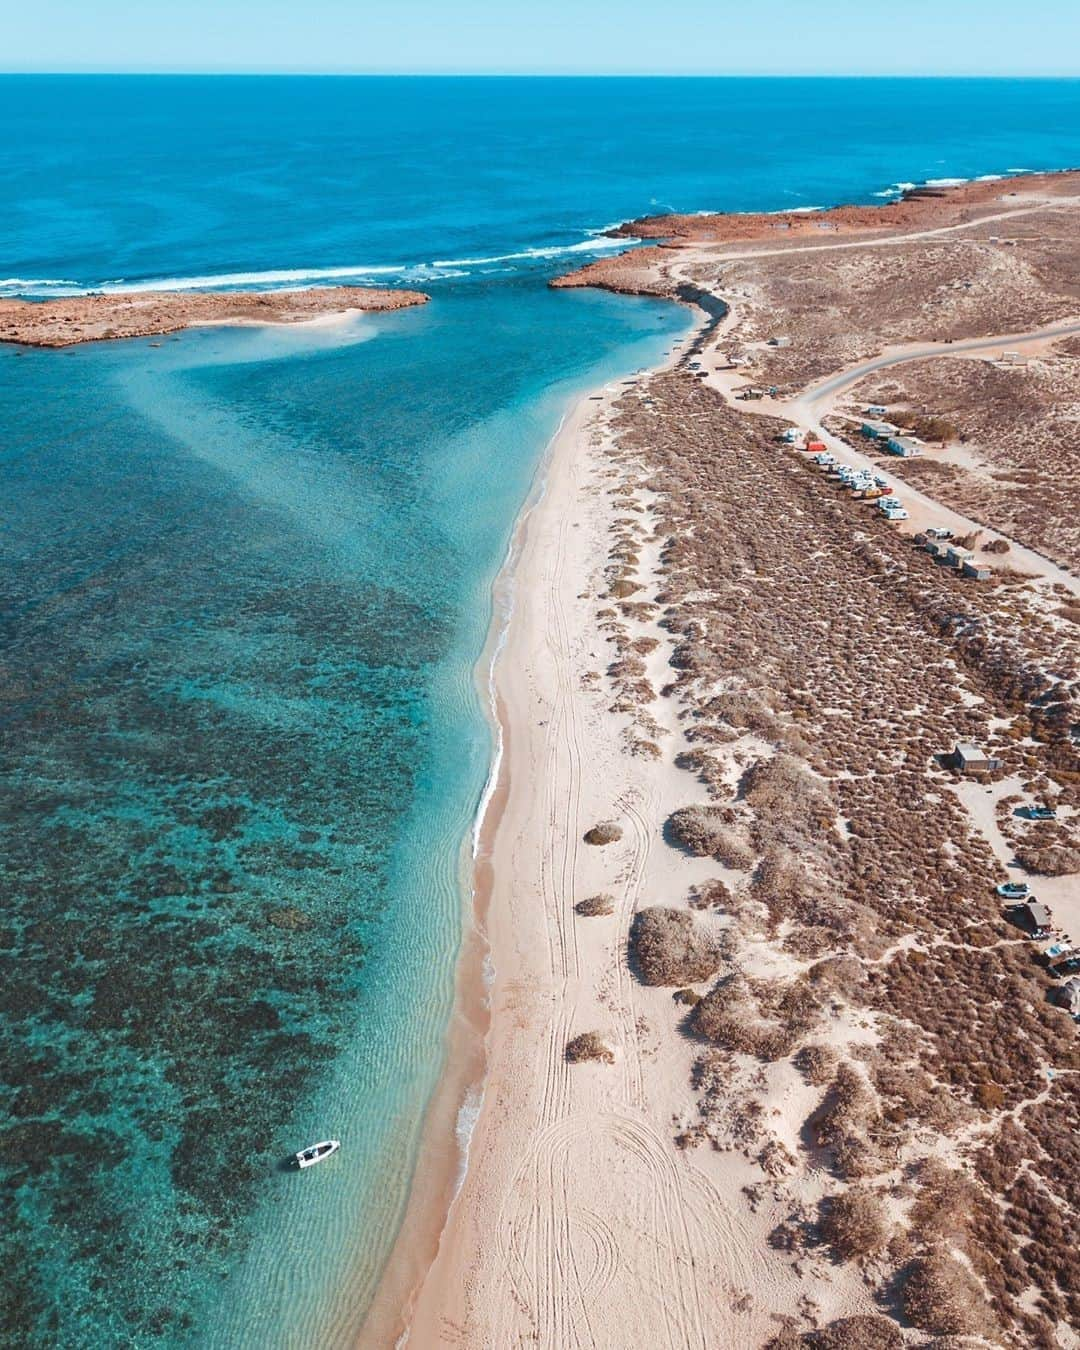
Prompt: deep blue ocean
<box><xmin>2</xmin><ymin>76</ymin><xmax>1080</xmax><ymax>1349</ymax></box>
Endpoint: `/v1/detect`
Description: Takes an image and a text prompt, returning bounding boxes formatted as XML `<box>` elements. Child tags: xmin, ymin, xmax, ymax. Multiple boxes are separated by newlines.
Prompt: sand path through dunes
<box><xmin>693</xmin><ymin>194</ymin><xmax>1080</xmax><ymax>264</ymax></box>
<box><xmin>688</xmin><ymin>293</ymin><xmax>1080</xmax><ymax>594</ymax></box>
<box><xmin>400</xmin><ymin>386</ymin><xmax>788</xmax><ymax>1349</ymax></box>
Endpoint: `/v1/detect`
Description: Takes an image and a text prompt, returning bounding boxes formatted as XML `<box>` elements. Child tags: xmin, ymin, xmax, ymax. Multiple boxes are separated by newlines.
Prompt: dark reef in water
<box><xmin>0</xmin><ymin>417</ymin><xmax>449</xmax><ymax>1344</ymax></box>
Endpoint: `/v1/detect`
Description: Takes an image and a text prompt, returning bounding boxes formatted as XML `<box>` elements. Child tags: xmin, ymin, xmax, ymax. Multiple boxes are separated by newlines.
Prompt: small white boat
<box><xmin>294</xmin><ymin>1139</ymin><xmax>340</xmax><ymax>1169</ymax></box>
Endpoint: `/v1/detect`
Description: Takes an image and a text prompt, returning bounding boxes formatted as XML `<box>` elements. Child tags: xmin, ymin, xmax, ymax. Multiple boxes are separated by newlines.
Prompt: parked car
<box><xmin>926</xmin><ymin>527</ymin><xmax>953</xmax><ymax>540</ymax></box>
<box><xmin>1022</xmin><ymin>806</ymin><xmax>1058</xmax><ymax>821</ymax></box>
<box><xmin>996</xmin><ymin>882</ymin><xmax>1030</xmax><ymax>899</ymax></box>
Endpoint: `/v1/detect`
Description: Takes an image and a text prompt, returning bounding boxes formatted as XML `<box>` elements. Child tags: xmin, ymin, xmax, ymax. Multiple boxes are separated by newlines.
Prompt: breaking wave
<box><xmin>0</xmin><ymin>235</ymin><xmax>633</xmax><ymax>299</ymax></box>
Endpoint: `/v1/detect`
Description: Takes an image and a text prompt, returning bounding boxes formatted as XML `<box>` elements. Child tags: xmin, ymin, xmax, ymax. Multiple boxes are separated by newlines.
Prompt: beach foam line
<box><xmin>99</xmin><ymin>265</ymin><xmax>409</xmax><ymax>292</ymax></box>
<box><xmin>1</xmin><ymin>236</ymin><xmax>635</xmax><ymax>299</ymax></box>
<box><xmin>0</xmin><ymin>277</ymin><xmax>81</xmax><ymax>295</ymax></box>
<box><xmin>431</xmin><ymin>236</ymin><xmax>631</xmax><ymax>268</ymax></box>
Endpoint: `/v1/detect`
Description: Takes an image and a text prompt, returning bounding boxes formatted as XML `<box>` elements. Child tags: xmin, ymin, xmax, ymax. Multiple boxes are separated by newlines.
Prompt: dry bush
<box><xmin>806</xmin><ymin>955</ymin><xmax>867</xmax><ymax>1002</ymax></box>
<box><xmin>741</xmin><ymin>753</ymin><xmax>831</xmax><ymax>820</ymax></box>
<box><xmin>629</xmin><ymin>906</ymin><xmax>723</xmax><ymax>986</ymax></box>
<box><xmin>693</xmin><ymin>973</ymin><xmax>819</xmax><ymax>1061</ymax></box>
<box><xmin>795</xmin><ymin>1043</ymin><xmax>840</xmax><ymax>1086</ymax></box>
<box><xmin>902</xmin><ymin>1249</ymin><xmax>994</xmax><ymax>1337</ymax></box>
<box><xmin>984</xmin><ymin>537</ymin><xmax>1011</xmax><ymax>554</ymax></box>
<box><xmin>800</xmin><ymin>1316</ymin><xmax>903</xmax><ymax>1350</ymax></box>
<box><xmin>813</xmin><ymin>1062</ymin><xmax>883</xmax><ymax>1177</ymax></box>
<box><xmin>575</xmin><ymin>893</ymin><xmax>615</xmax><ymax>917</ymax></box>
<box><xmin>608</xmin><ymin>578</ymin><xmax>640</xmax><ymax>599</ymax></box>
<box><xmin>667</xmin><ymin>805</ymin><xmax>755</xmax><ymax>868</ymax></box>
<box><xmin>565</xmin><ymin>1032</ymin><xmax>614</xmax><ymax>1064</ymax></box>
<box><xmin>583</xmin><ymin>821</ymin><xmax>622</xmax><ymax>846</ymax></box>
<box><xmin>666</xmin><ymin>804</ymin><xmax>726</xmax><ymax>852</ymax></box>
<box><xmin>1015</xmin><ymin>843</ymin><xmax>1080</xmax><ymax>875</ymax></box>
<box><xmin>898</xmin><ymin>413</ymin><xmax>959</xmax><ymax>442</ymax></box>
<box><xmin>819</xmin><ymin>1187</ymin><xmax>889</xmax><ymax>1260</ymax></box>
<box><xmin>688</xmin><ymin>878</ymin><xmax>732</xmax><ymax>911</ymax></box>
<box><xmin>908</xmin><ymin>1159</ymin><xmax>979</xmax><ymax>1245</ymax></box>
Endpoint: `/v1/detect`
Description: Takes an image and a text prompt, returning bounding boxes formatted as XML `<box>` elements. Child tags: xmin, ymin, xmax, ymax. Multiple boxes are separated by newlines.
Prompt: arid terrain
<box><xmin>0</xmin><ymin>284</ymin><xmax>429</xmax><ymax>348</ymax></box>
<box><xmin>395</xmin><ymin>173</ymin><xmax>1080</xmax><ymax>1349</ymax></box>
<box><xmin>831</xmin><ymin>342</ymin><xmax>1080</xmax><ymax>572</ymax></box>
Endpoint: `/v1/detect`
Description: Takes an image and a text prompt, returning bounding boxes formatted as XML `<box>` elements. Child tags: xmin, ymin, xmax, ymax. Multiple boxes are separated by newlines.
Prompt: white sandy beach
<box><xmin>385</xmin><ymin>363</ymin><xmax>870</xmax><ymax>1347</ymax></box>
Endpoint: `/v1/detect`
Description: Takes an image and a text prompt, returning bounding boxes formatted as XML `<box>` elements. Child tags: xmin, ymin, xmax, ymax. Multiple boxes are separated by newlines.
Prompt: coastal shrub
<box><xmin>667</xmin><ymin>806</ymin><xmax>755</xmax><ymax>868</ymax></box>
<box><xmin>741</xmin><ymin>753</ymin><xmax>830</xmax><ymax>818</ymax></box>
<box><xmin>688</xmin><ymin>878</ymin><xmax>732</xmax><ymax>911</ymax></box>
<box><xmin>908</xmin><ymin>1160</ymin><xmax>978</xmax><ymax>1244</ymax></box>
<box><xmin>575</xmin><ymin>893</ymin><xmax>615</xmax><ymax>917</ymax></box>
<box><xmin>565</xmin><ymin>1032</ymin><xmax>614</xmax><ymax>1064</ymax></box>
<box><xmin>794</xmin><ymin>1043</ymin><xmax>839</xmax><ymax>1087</ymax></box>
<box><xmin>898</xmin><ymin>413</ymin><xmax>959</xmax><ymax>443</ymax></box>
<box><xmin>819</xmin><ymin>1187</ymin><xmax>889</xmax><ymax>1260</ymax></box>
<box><xmin>629</xmin><ymin>907</ymin><xmax>722</xmax><ymax>986</ymax></box>
<box><xmin>692</xmin><ymin>973</ymin><xmax>817</xmax><ymax>1060</ymax></box>
<box><xmin>608</xmin><ymin>579</ymin><xmax>640</xmax><ymax>600</ymax></box>
<box><xmin>583</xmin><ymin>821</ymin><xmax>622</xmax><ymax>846</ymax></box>
<box><xmin>667</xmin><ymin>805</ymin><xmax>729</xmax><ymax>857</ymax></box>
<box><xmin>813</xmin><ymin>1062</ymin><xmax>883</xmax><ymax>1177</ymax></box>
<box><xmin>902</xmin><ymin>1249</ymin><xmax>994</xmax><ymax>1337</ymax></box>
<box><xmin>803</xmin><ymin>1316</ymin><xmax>903</xmax><ymax>1350</ymax></box>
<box><xmin>1014</xmin><ymin>843</ymin><xmax>1080</xmax><ymax>876</ymax></box>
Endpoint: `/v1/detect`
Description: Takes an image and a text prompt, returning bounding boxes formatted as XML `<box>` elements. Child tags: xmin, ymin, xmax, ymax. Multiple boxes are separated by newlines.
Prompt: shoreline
<box><xmin>354</xmin><ymin>399</ymin><xmax>543</xmax><ymax>1348</ymax></box>
<box><xmin>362</xmin><ymin>307</ymin><xmax>705</xmax><ymax>1346</ymax></box>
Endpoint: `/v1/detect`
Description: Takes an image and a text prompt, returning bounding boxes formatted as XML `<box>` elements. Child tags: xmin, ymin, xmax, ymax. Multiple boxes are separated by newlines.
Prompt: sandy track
<box><xmin>696</xmin><ymin>194</ymin><xmax>1080</xmax><ymax>265</ymax></box>
<box><xmin>694</xmin><ymin>299</ymin><xmax>1080</xmax><ymax>592</ymax></box>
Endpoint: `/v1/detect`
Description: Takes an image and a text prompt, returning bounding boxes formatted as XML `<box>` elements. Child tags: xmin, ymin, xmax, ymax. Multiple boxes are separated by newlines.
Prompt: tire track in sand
<box><xmin>492</xmin><ymin>1110</ymin><xmax>753</xmax><ymax>1348</ymax></box>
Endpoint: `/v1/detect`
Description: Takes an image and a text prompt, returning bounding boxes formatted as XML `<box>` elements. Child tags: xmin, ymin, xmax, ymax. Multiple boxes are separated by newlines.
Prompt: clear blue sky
<box><xmin>4</xmin><ymin>0</ymin><xmax>1080</xmax><ymax>75</ymax></box>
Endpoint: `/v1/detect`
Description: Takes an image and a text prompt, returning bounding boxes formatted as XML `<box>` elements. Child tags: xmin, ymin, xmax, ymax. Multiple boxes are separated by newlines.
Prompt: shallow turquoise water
<box><xmin>0</xmin><ymin>281</ymin><xmax>689</xmax><ymax>1346</ymax></box>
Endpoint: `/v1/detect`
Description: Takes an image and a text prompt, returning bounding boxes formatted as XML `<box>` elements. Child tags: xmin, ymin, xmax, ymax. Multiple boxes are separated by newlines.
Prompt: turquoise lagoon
<box><xmin>0</xmin><ymin>281</ymin><xmax>689</xmax><ymax>1347</ymax></box>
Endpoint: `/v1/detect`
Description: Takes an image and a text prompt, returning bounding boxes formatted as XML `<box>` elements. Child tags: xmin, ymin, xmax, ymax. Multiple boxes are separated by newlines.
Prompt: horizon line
<box><xmin>2</xmin><ymin>69</ymin><xmax>1080</xmax><ymax>79</ymax></box>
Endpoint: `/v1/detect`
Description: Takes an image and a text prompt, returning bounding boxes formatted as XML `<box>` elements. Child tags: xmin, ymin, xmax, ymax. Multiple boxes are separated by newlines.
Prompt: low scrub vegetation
<box><xmin>902</xmin><ymin>1249</ymin><xmax>994</xmax><ymax>1338</ymax></box>
<box><xmin>629</xmin><ymin>906</ymin><xmax>722</xmax><ymax>986</ymax></box>
<box><xmin>819</xmin><ymin>1187</ymin><xmax>889</xmax><ymax>1260</ymax></box>
<box><xmin>583</xmin><ymin>821</ymin><xmax>622</xmax><ymax>846</ymax></box>
<box><xmin>575</xmin><ymin>893</ymin><xmax>615</xmax><ymax>917</ymax></box>
<box><xmin>565</xmin><ymin>1032</ymin><xmax>614</xmax><ymax>1064</ymax></box>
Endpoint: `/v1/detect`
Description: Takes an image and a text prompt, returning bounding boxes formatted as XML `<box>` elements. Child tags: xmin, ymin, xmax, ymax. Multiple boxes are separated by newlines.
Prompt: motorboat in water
<box><xmin>294</xmin><ymin>1139</ymin><xmax>340</xmax><ymax>1169</ymax></box>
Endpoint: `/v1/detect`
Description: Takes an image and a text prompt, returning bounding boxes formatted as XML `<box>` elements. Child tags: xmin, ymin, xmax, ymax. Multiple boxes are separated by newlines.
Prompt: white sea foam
<box><xmin>453</xmin><ymin>1085</ymin><xmax>484</xmax><ymax>1191</ymax></box>
<box><xmin>924</xmin><ymin>177</ymin><xmax>969</xmax><ymax>187</ymax></box>
<box><xmin>2</xmin><ymin>234</ymin><xmax>631</xmax><ymax>299</ymax></box>
<box><xmin>99</xmin><ymin>264</ymin><xmax>408</xmax><ymax>293</ymax></box>
<box><xmin>0</xmin><ymin>277</ymin><xmax>81</xmax><ymax>295</ymax></box>
<box><xmin>431</xmin><ymin>236</ymin><xmax>628</xmax><ymax>268</ymax></box>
